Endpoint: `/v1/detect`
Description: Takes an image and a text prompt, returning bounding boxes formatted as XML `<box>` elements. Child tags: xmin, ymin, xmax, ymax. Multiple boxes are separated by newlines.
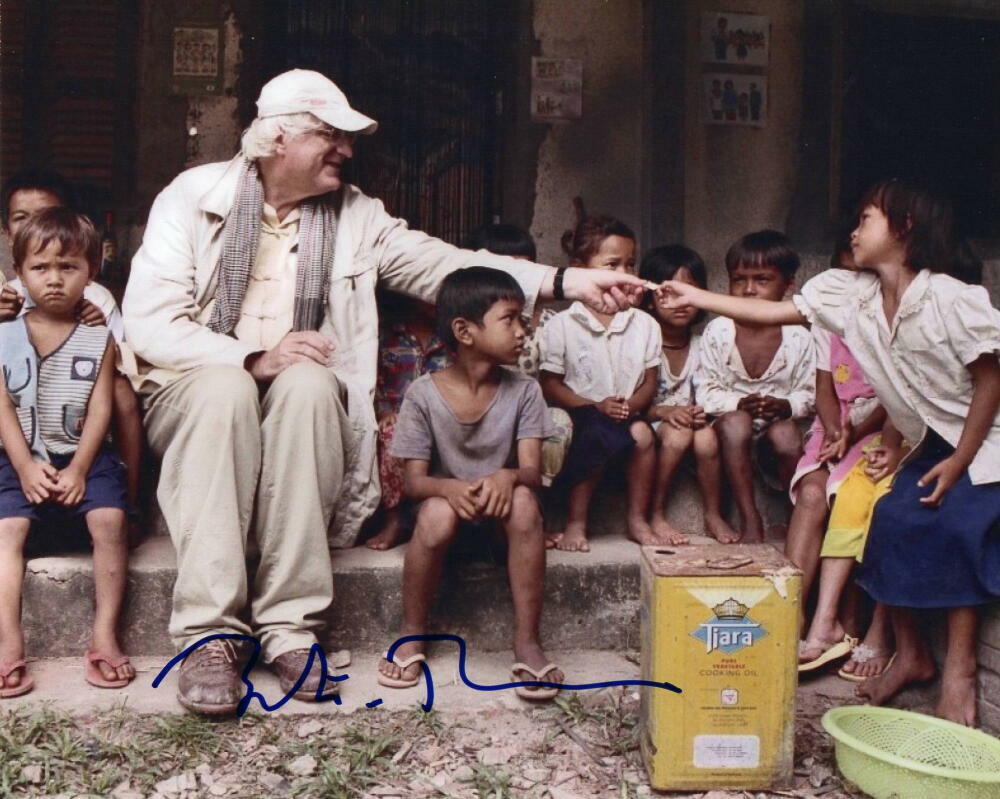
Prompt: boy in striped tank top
<box><xmin>0</xmin><ymin>208</ymin><xmax>133</xmax><ymax>699</ymax></box>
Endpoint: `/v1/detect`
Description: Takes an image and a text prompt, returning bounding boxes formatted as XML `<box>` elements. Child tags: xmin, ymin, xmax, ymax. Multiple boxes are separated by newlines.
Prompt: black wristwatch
<box><xmin>553</xmin><ymin>267</ymin><xmax>567</xmax><ymax>301</ymax></box>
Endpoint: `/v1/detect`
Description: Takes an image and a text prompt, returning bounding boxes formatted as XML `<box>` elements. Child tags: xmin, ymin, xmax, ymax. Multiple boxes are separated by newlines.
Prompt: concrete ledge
<box><xmin>23</xmin><ymin>533</ymin><xmax>721</xmax><ymax>658</ymax></box>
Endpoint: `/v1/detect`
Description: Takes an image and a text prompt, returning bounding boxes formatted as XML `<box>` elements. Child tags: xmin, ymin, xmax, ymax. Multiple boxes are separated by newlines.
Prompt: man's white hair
<box><xmin>240</xmin><ymin>112</ymin><xmax>328</xmax><ymax>160</ymax></box>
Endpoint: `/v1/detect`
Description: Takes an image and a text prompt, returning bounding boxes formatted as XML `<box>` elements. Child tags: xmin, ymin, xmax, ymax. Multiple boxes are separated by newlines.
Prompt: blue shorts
<box><xmin>0</xmin><ymin>448</ymin><xmax>128</xmax><ymax>522</ymax></box>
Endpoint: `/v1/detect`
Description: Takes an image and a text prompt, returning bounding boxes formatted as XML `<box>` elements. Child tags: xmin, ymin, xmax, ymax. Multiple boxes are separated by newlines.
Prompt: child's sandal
<box><xmin>0</xmin><ymin>659</ymin><xmax>34</xmax><ymax>698</ymax></box>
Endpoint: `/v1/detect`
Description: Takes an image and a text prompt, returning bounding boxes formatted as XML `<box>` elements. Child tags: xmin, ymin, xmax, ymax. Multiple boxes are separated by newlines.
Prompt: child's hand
<box><xmin>472</xmin><ymin>470</ymin><xmax>517</xmax><ymax>519</ymax></box>
<box><xmin>864</xmin><ymin>441</ymin><xmax>905</xmax><ymax>483</ymax></box>
<box><xmin>833</xmin><ymin>419</ymin><xmax>855</xmax><ymax>460</ymax></box>
<box><xmin>0</xmin><ymin>285</ymin><xmax>24</xmax><ymax>321</ymax></box>
<box><xmin>596</xmin><ymin>395</ymin><xmax>630</xmax><ymax>421</ymax></box>
<box><xmin>18</xmin><ymin>460</ymin><xmax>59</xmax><ymax>504</ymax></box>
<box><xmin>689</xmin><ymin>405</ymin><xmax>707</xmax><ymax>429</ymax></box>
<box><xmin>76</xmin><ymin>299</ymin><xmax>107</xmax><ymax>327</ymax></box>
<box><xmin>655</xmin><ymin>280</ymin><xmax>698</xmax><ymax>310</ymax></box>
<box><xmin>817</xmin><ymin>428</ymin><xmax>843</xmax><ymax>463</ymax></box>
<box><xmin>917</xmin><ymin>454</ymin><xmax>966</xmax><ymax>507</ymax></box>
<box><xmin>53</xmin><ymin>466</ymin><xmax>86</xmax><ymax>506</ymax></box>
<box><xmin>757</xmin><ymin>395</ymin><xmax>792</xmax><ymax>421</ymax></box>
<box><xmin>737</xmin><ymin>393</ymin><xmax>762</xmax><ymax>415</ymax></box>
<box><xmin>442</xmin><ymin>480</ymin><xmax>480</xmax><ymax>521</ymax></box>
<box><xmin>659</xmin><ymin>405</ymin><xmax>697</xmax><ymax>430</ymax></box>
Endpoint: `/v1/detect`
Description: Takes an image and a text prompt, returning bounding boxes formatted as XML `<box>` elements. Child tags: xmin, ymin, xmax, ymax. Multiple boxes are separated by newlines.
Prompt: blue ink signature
<box><xmin>153</xmin><ymin>633</ymin><xmax>682</xmax><ymax>716</ymax></box>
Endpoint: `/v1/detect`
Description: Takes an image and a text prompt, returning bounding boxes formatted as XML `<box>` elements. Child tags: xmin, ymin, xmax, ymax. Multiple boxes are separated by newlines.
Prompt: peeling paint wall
<box><xmin>682</xmin><ymin>0</ymin><xmax>804</xmax><ymax>290</ymax></box>
<box><xmin>529</xmin><ymin>0</ymin><xmax>645</xmax><ymax>266</ymax></box>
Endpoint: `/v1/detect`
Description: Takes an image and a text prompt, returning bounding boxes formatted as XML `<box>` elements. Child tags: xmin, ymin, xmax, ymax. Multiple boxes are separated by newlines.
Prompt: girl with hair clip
<box><xmin>540</xmin><ymin>215</ymin><xmax>662</xmax><ymax>552</ymax></box>
<box><xmin>659</xmin><ymin>179</ymin><xmax>1000</xmax><ymax>727</ymax></box>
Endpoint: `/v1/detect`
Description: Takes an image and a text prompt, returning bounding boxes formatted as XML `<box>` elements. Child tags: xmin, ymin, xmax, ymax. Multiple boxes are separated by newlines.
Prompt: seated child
<box><xmin>641</xmin><ymin>245</ymin><xmax>739</xmax><ymax>545</ymax></box>
<box><xmin>377</xmin><ymin>267</ymin><xmax>563</xmax><ymax>699</ymax></box>
<box><xmin>1</xmin><ymin>169</ymin><xmax>144</xmax><ymax>539</ymax></box>
<box><xmin>467</xmin><ymin>222</ymin><xmax>572</xmax><ymax>484</ymax></box>
<box><xmin>696</xmin><ymin>230</ymin><xmax>815</xmax><ymax>542</ymax></box>
<box><xmin>367</xmin><ymin>291</ymin><xmax>450</xmax><ymax>550</ymax></box>
<box><xmin>540</xmin><ymin>215</ymin><xmax>661</xmax><ymax>551</ymax></box>
<box><xmin>0</xmin><ymin>208</ymin><xmax>134</xmax><ymax>698</ymax></box>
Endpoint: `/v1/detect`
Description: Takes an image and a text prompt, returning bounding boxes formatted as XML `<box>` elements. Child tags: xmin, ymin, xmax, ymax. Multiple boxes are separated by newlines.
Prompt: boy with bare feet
<box><xmin>376</xmin><ymin>267</ymin><xmax>564</xmax><ymax>699</ymax></box>
<box><xmin>697</xmin><ymin>231</ymin><xmax>815</xmax><ymax>542</ymax></box>
<box><xmin>0</xmin><ymin>208</ymin><xmax>134</xmax><ymax>698</ymax></box>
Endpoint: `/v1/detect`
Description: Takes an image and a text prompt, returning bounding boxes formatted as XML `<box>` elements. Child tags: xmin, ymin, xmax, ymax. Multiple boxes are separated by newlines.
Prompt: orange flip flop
<box><xmin>0</xmin><ymin>659</ymin><xmax>34</xmax><ymax>698</ymax></box>
<box><xmin>84</xmin><ymin>651</ymin><xmax>134</xmax><ymax>689</ymax></box>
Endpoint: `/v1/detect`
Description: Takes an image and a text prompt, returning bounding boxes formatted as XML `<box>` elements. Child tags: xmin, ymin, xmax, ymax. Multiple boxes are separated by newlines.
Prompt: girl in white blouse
<box><xmin>659</xmin><ymin>179</ymin><xmax>1000</xmax><ymax>728</ymax></box>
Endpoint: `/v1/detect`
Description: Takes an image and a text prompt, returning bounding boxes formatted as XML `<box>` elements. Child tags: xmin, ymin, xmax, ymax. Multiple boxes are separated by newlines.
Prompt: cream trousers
<box><xmin>144</xmin><ymin>362</ymin><xmax>348</xmax><ymax>662</ymax></box>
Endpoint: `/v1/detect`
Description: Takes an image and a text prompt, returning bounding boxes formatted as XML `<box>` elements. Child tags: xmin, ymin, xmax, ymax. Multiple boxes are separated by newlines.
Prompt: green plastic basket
<box><xmin>822</xmin><ymin>706</ymin><xmax>1000</xmax><ymax>799</ymax></box>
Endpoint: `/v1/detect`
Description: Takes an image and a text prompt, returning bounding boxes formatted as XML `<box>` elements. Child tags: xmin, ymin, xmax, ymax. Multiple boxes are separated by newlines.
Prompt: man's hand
<box><xmin>76</xmin><ymin>299</ymin><xmax>107</xmax><ymax>327</ymax></box>
<box><xmin>596</xmin><ymin>395</ymin><xmax>630</xmax><ymax>421</ymax></box>
<box><xmin>472</xmin><ymin>469</ymin><xmax>517</xmax><ymax>519</ymax></box>
<box><xmin>0</xmin><ymin>285</ymin><xmax>23</xmax><ymax>321</ymax></box>
<box><xmin>442</xmin><ymin>479</ymin><xmax>480</xmax><ymax>521</ymax></box>
<box><xmin>18</xmin><ymin>460</ymin><xmax>59</xmax><ymax>504</ymax></box>
<box><xmin>246</xmin><ymin>331</ymin><xmax>335</xmax><ymax>381</ymax></box>
<box><xmin>917</xmin><ymin>454</ymin><xmax>967</xmax><ymax>507</ymax></box>
<box><xmin>562</xmin><ymin>267</ymin><xmax>646</xmax><ymax>313</ymax></box>
<box><xmin>53</xmin><ymin>466</ymin><xmax>86</xmax><ymax>506</ymax></box>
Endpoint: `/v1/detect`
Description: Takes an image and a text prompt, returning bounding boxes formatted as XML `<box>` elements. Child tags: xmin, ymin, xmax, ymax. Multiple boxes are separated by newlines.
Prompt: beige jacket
<box><xmin>123</xmin><ymin>156</ymin><xmax>547</xmax><ymax>545</ymax></box>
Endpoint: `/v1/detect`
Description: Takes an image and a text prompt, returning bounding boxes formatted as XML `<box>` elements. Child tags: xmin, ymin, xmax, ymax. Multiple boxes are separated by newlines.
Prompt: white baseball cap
<box><xmin>256</xmin><ymin>69</ymin><xmax>378</xmax><ymax>134</ymax></box>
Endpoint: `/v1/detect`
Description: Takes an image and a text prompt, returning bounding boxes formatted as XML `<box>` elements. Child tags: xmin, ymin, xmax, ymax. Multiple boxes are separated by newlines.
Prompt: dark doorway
<box><xmin>256</xmin><ymin>0</ymin><xmax>509</xmax><ymax>245</ymax></box>
<box><xmin>838</xmin><ymin>6</ymin><xmax>1000</xmax><ymax>238</ymax></box>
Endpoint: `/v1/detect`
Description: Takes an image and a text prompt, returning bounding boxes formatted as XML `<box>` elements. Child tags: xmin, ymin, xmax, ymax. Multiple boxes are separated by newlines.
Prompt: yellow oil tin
<box><xmin>639</xmin><ymin>544</ymin><xmax>801</xmax><ymax>791</ymax></box>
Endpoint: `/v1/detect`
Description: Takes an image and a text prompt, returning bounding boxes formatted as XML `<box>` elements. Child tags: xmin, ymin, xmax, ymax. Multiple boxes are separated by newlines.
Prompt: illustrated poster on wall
<box><xmin>531</xmin><ymin>57</ymin><xmax>583</xmax><ymax>122</ymax></box>
<box><xmin>703</xmin><ymin>74</ymin><xmax>767</xmax><ymax>128</ymax></box>
<box><xmin>171</xmin><ymin>26</ymin><xmax>223</xmax><ymax>95</ymax></box>
<box><xmin>701</xmin><ymin>12</ymin><xmax>769</xmax><ymax>67</ymax></box>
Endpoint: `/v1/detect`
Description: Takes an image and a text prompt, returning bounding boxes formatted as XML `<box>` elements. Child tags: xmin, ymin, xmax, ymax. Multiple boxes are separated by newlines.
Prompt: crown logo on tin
<box><xmin>711</xmin><ymin>598</ymin><xmax>749</xmax><ymax>620</ymax></box>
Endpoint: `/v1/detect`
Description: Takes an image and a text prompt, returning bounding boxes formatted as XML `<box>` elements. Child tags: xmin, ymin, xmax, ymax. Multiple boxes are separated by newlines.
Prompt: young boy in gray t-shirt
<box><xmin>377</xmin><ymin>267</ymin><xmax>564</xmax><ymax>700</ymax></box>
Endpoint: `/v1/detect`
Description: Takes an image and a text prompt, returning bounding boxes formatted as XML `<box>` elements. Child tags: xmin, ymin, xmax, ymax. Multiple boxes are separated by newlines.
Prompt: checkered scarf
<box><xmin>207</xmin><ymin>158</ymin><xmax>338</xmax><ymax>335</ymax></box>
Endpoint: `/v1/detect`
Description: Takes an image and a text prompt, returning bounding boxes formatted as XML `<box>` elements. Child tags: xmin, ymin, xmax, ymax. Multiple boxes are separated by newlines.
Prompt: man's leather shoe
<box><xmin>271</xmin><ymin>648</ymin><xmax>339</xmax><ymax>701</ymax></box>
<box><xmin>177</xmin><ymin>639</ymin><xmax>244</xmax><ymax>715</ymax></box>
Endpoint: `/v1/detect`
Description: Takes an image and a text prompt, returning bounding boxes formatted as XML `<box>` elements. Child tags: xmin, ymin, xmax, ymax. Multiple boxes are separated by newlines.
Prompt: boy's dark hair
<box><xmin>1</xmin><ymin>168</ymin><xmax>76</xmax><ymax>227</ymax></box>
<box><xmin>465</xmin><ymin>223</ymin><xmax>537</xmax><ymax>261</ymax></box>
<box><xmin>829</xmin><ymin>222</ymin><xmax>856</xmax><ymax>269</ymax></box>
<box><xmin>12</xmin><ymin>206</ymin><xmax>101</xmax><ymax>274</ymax></box>
<box><xmin>725</xmin><ymin>229</ymin><xmax>800</xmax><ymax>281</ymax></box>
<box><xmin>639</xmin><ymin>244</ymin><xmax>708</xmax><ymax>323</ymax></box>
<box><xmin>436</xmin><ymin>266</ymin><xmax>525</xmax><ymax>350</ymax></box>
<box><xmin>857</xmin><ymin>178</ymin><xmax>955</xmax><ymax>275</ymax></box>
<box><xmin>560</xmin><ymin>214</ymin><xmax>635</xmax><ymax>264</ymax></box>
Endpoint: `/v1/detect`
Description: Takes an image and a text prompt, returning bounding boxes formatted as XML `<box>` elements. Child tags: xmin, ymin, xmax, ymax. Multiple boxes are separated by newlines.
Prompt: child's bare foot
<box><xmin>650</xmin><ymin>516</ymin><xmax>689</xmax><ymax>546</ymax></box>
<box><xmin>856</xmin><ymin>650</ymin><xmax>936</xmax><ymax>706</ymax></box>
<box><xmin>704</xmin><ymin>512</ymin><xmax>740</xmax><ymax>544</ymax></box>
<box><xmin>627</xmin><ymin>515</ymin><xmax>660</xmax><ymax>546</ymax></box>
<box><xmin>366</xmin><ymin>510</ymin><xmax>406</xmax><ymax>551</ymax></box>
<box><xmin>737</xmin><ymin>514</ymin><xmax>765</xmax><ymax>543</ymax></box>
<box><xmin>552</xmin><ymin>522</ymin><xmax>590</xmax><ymax>552</ymax></box>
<box><xmin>937</xmin><ymin>666</ymin><xmax>978</xmax><ymax>727</ymax></box>
<box><xmin>88</xmin><ymin>632</ymin><xmax>136</xmax><ymax>684</ymax></box>
<box><xmin>378</xmin><ymin>636</ymin><xmax>426</xmax><ymax>686</ymax></box>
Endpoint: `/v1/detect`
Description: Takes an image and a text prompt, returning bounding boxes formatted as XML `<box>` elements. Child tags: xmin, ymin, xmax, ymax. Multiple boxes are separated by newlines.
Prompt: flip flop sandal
<box><xmin>798</xmin><ymin>635</ymin><xmax>858</xmax><ymax>673</ymax></box>
<box><xmin>84</xmin><ymin>651</ymin><xmax>134</xmax><ymax>689</ymax></box>
<box><xmin>376</xmin><ymin>652</ymin><xmax>426</xmax><ymax>689</ymax></box>
<box><xmin>511</xmin><ymin>662</ymin><xmax>562</xmax><ymax>701</ymax></box>
<box><xmin>838</xmin><ymin>646</ymin><xmax>897</xmax><ymax>683</ymax></box>
<box><xmin>0</xmin><ymin>659</ymin><xmax>34</xmax><ymax>698</ymax></box>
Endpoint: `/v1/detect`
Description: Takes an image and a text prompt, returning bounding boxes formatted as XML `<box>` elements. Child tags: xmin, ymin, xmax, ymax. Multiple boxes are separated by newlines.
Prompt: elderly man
<box><xmin>123</xmin><ymin>69</ymin><xmax>642</xmax><ymax>715</ymax></box>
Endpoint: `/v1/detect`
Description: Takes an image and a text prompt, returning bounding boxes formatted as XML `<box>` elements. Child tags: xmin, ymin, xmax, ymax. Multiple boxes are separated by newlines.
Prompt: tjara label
<box><xmin>691</xmin><ymin>597</ymin><xmax>767</xmax><ymax>654</ymax></box>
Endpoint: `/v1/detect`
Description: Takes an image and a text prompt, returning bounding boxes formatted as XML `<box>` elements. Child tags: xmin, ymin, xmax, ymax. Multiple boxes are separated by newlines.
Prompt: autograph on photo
<box><xmin>152</xmin><ymin>633</ymin><xmax>683</xmax><ymax>717</ymax></box>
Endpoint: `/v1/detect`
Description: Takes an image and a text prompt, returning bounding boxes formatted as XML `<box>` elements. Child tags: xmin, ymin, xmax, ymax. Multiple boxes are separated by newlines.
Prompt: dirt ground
<box><xmin>0</xmin><ymin>680</ymin><xmax>883</xmax><ymax>799</ymax></box>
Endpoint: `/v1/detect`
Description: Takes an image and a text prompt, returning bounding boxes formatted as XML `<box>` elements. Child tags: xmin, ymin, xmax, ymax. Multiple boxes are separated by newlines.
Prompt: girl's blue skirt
<box><xmin>857</xmin><ymin>431</ymin><xmax>1000</xmax><ymax>608</ymax></box>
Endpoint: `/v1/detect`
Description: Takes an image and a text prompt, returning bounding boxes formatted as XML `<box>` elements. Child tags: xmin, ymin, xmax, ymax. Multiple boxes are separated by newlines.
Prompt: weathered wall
<box><xmin>682</xmin><ymin>0</ymin><xmax>804</xmax><ymax>290</ymax></box>
<box><xmin>529</xmin><ymin>0</ymin><xmax>645</xmax><ymax>266</ymax></box>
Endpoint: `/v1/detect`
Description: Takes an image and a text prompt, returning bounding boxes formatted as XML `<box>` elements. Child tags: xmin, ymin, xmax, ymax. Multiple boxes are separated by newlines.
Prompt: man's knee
<box><xmin>185</xmin><ymin>365</ymin><xmax>259</xmax><ymax>418</ymax></box>
<box><xmin>269</xmin><ymin>362</ymin><xmax>344</xmax><ymax>411</ymax></box>
<box><xmin>413</xmin><ymin>497</ymin><xmax>459</xmax><ymax>547</ymax></box>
